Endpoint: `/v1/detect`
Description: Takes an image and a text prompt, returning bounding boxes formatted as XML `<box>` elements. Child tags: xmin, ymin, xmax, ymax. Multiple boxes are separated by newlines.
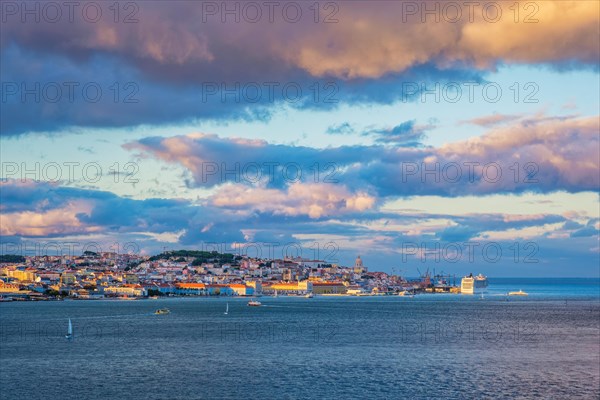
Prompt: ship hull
<box><xmin>460</xmin><ymin>276</ymin><xmax>488</xmax><ymax>294</ymax></box>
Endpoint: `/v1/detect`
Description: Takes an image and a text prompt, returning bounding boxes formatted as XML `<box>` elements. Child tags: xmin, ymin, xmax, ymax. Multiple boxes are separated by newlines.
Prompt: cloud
<box><xmin>126</xmin><ymin>114</ymin><xmax>600</xmax><ymax>196</ymax></box>
<box><xmin>0</xmin><ymin>44</ymin><xmax>482</xmax><ymax>136</ymax></box>
<box><xmin>326</xmin><ymin>122</ymin><xmax>354</xmax><ymax>135</ymax></box>
<box><xmin>5</xmin><ymin>1</ymin><xmax>595</xmax><ymax>80</ymax></box>
<box><xmin>282</xmin><ymin>1</ymin><xmax>599</xmax><ymax>79</ymax></box>
<box><xmin>0</xmin><ymin>200</ymin><xmax>99</xmax><ymax>237</ymax></box>
<box><xmin>460</xmin><ymin>113</ymin><xmax>522</xmax><ymax>127</ymax></box>
<box><xmin>0</xmin><ymin>179</ymin><xmax>196</xmax><ymax>237</ymax></box>
<box><xmin>2</xmin><ymin>1</ymin><xmax>598</xmax><ymax>135</ymax></box>
<box><xmin>1</xmin><ymin>178</ymin><xmax>598</xmax><ymax>275</ymax></box>
<box><xmin>361</xmin><ymin>120</ymin><xmax>432</xmax><ymax>146</ymax></box>
<box><xmin>570</xmin><ymin>219</ymin><xmax>600</xmax><ymax>238</ymax></box>
<box><xmin>209</xmin><ymin>182</ymin><xmax>376</xmax><ymax>219</ymax></box>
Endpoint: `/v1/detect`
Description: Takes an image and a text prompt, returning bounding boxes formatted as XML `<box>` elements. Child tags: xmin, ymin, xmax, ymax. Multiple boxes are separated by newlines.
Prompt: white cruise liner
<box><xmin>460</xmin><ymin>273</ymin><xmax>488</xmax><ymax>294</ymax></box>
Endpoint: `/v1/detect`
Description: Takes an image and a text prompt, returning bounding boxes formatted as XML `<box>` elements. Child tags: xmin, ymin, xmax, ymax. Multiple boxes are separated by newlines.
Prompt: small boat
<box><xmin>154</xmin><ymin>308</ymin><xmax>170</xmax><ymax>315</ymax></box>
<box><xmin>508</xmin><ymin>290</ymin><xmax>528</xmax><ymax>296</ymax></box>
<box><xmin>247</xmin><ymin>299</ymin><xmax>262</xmax><ymax>307</ymax></box>
<box><xmin>118</xmin><ymin>296</ymin><xmax>138</xmax><ymax>300</ymax></box>
<box><xmin>65</xmin><ymin>318</ymin><xmax>73</xmax><ymax>340</ymax></box>
<box><xmin>224</xmin><ymin>302</ymin><xmax>229</xmax><ymax>315</ymax></box>
<box><xmin>305</xmin><ymin>293</ymin><xmax>314</xmax><ymax>298</ymax></box>
<box><xmin>0</xmin><ymin>296</ymin><xmax>13</xmax><ymax>302</ymax></box>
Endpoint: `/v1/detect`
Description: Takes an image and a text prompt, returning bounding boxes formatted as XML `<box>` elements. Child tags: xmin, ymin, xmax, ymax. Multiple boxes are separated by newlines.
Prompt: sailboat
<box><xmin>65</xmin><ymin>318</ymin><xmax>73</xmax><ymax>340</ymax></box>
<box><xmin>224</xmin><ymin>302</ymin><xmax>229</xmax><ymax>315</ymax></box>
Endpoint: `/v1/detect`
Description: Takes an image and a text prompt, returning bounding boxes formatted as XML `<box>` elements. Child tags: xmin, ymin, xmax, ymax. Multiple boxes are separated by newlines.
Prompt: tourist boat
<box><xmin>508</xmin><ymin>290</ymin><xmax>528</xmax><ymax>296</ymax></box>
<box><xmin>247</xmin><ymin>299</ymin><xmax>262</xmax><ymax>306</ymax></box>
<box><xmin>154</xmin><ymin>308</ymin><xmax>170</xmax><ymax>315</ymax></box>
<box><xmin>460</xmin><ymin>273</ymin><xmax>488</xmax><ymax>294</ymax></box>
<box><xmin>65</xmin><ymin>318</ymin><xmax>73</xmax><ymax>340</ymax></box>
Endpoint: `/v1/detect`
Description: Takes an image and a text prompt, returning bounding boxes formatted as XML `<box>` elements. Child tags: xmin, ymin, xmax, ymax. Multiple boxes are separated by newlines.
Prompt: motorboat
<box><xmin>508</xmin><ymin>290</ymin><xmax>528</xmax><ymax>296</ymax></box>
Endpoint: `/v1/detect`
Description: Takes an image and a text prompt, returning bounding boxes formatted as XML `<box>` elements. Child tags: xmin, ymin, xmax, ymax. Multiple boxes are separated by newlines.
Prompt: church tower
<box><xmin>354</xmin><ymin>255</ymin><xmax>366</xmax><ymax>274</ymax></box>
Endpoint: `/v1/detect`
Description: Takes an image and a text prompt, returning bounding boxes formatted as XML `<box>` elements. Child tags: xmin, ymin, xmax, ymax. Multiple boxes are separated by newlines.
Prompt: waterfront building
<box><xmin>228</xmin><ymin>284</ymin><xmax>254</xmax><ymax>296</ymax></box>
<box><xmin>0</xmin><ymin>281</ymin><xmax>21</xmax><ymax>293</ymax></box>
<box><xmin>312</xmin><ymin>282</ymin><xmax>347</xmax><ymax>295</ymax></box>
<box><xmin>246</xmin><ymin>281</ymin><xmax>262</xmax><ymax>294</ymax></box>
<box><xmin>206</xmin><ymin>284</ymin><xmax>233</xmax><ymax>296</ymax></box>
<box><xmin>103</xmin><ymin>284</ymin><xmax>147</xmax><ymax>297</ymax></box>
<box><xmin>175</xmin><ymin>283</ymin><xmax>207</xmax><ymax>295</ymax></box>
<box><xmin>264</xmin><ymin>280</ymin><xmax>313</xmax><ymax>295</ymax></box>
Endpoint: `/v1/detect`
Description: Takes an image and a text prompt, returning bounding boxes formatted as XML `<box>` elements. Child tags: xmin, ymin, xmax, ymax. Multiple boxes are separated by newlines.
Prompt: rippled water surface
<box><xmin>1</xmin><ymin>279</ymin><xmax>599</xmax><ymax>399</ymax></box>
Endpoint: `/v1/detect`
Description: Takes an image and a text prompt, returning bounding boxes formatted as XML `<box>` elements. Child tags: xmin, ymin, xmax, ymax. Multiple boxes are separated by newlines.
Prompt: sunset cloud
<box><xmin>210</xmin><ymin>182</ymin><xmax>376</xmax><ymax>219</ymax></box>
<box><xmin>126</xmin><ymin>115</ymin><xmax>600</xmax><ymax>196</ymax></box>
<box><xmin>3</xmin><ymin>2</ymin><xmax>596</xmax><ymax>81</ymax></box>
<box><xmin>2</xmin><ymin>1</ymin><xmax>598</xmax><ymax>135</ymax></box>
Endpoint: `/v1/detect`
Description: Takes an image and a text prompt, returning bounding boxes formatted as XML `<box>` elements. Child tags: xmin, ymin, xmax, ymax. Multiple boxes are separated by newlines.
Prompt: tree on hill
<box><xmin>0</xmin><ymin>255</ymin><xmax>25</xmax><ymax>263</ymax></box>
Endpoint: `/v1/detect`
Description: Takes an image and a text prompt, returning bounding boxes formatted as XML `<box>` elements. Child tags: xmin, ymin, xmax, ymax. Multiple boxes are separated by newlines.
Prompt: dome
<box><xmin>355</xmin><ymin>255</ymin><xmax>363</xmax><ymax>267</ymax></box>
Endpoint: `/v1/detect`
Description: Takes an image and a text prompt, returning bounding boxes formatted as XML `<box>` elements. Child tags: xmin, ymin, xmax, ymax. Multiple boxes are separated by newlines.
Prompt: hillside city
<box><xmin>0</xmin><ymin>250</ymin><xmax>445</xmax><ymax>300</ymax></box>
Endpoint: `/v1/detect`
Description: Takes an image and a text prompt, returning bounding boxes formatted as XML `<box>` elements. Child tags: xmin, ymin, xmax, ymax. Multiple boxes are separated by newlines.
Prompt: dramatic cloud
<box><xmin>1</xmin><ymin>178</ymin><xmax>597</xmax><ymax>274</ymax></box>
<box><xmin>1</xmin><ymin>1</ymin><xmax>598</xmax><ymax>135</ymax></box>
<box><xmin>0</xmin><ymin>200</ymin><xmax>98</xmax><ymax>237</ymax></box>
<box><xmin>126</xmin><ymin>115</ymin><xmax>600</xmax><ymax>196</ymax></box>
<box><xmin>1</xmin><ymin>1</ymin><xmax>598</xmax><ymax>276</ymax></box>
<box><xmin>2</xmin><ymin>1</ymin><xmax>597</xmax><ymax>80</ymax></box>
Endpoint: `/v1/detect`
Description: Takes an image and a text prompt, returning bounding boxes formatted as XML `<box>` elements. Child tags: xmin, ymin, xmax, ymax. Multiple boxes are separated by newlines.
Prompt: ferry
<box><xmin>154</xmin><ymin>308</ymin><xmax>170</xmax><ymax>315</ymax></box>
<box><xmin>460</xmin><ymin>273</ymin><xmax>488</xmax><ymax>294</ymax></box>
<box><xmin>508</xmin><ymin>290</ymin><xmax>528</xmax><ymax>296</ymax></box>
<box><xmin>247</xmin><ymin>299</ymin><xmax>262</xmax><ymax>306</ymax></box>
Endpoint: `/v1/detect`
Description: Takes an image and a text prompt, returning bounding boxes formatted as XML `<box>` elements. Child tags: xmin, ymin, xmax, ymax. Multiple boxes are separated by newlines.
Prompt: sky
<box><xmin>0</xmin><ymin>1</ymin><xmax>599</xmax><ymax>277</ymax></box>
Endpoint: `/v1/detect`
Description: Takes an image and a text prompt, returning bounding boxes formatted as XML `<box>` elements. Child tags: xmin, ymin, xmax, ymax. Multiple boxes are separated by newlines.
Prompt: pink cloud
<box><xmin>2</xmin><ymin>1</ymin><xmax>597</xmax><ymax>80</ymax></box>
<box><xmin>0</xmin><ymin>200</ymin><xmax>98</xmax><ymax>237</ymax></box>
<box><xmin>210</xmin><ymin>182</ymin><xmax>376</xmax><ymax>219</ymax></box>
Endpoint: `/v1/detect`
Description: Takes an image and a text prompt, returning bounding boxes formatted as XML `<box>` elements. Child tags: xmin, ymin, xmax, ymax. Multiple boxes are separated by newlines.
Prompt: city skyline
<box><xmin>1</xmin><ymin>1</ymin><xmax>599</xmax><ymax>277</ymax></box>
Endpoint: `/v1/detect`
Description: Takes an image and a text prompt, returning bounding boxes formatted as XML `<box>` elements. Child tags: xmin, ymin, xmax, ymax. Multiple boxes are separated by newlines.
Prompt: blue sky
<box><xmin>1</xmin><ymin>1</ymin><xmax>599</xmax><ymax>276</ymax></box>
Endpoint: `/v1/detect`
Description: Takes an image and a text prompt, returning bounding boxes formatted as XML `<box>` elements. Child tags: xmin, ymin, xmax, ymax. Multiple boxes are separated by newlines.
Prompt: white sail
<box><xmin>224</xmin><ymin>302</ymin><xmax>229</xmax><ymax>314</ymax></box>
<box><xmin>66</xmin><ymin>318</ymin><xmax>73</xmax><ymax>340</ymax></box>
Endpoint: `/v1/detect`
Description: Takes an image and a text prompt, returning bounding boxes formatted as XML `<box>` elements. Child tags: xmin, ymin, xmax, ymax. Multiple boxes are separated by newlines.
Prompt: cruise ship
<box><xmin>460</xmin><ymin>273</ymin><xmax>488</xmax><ymax>294</ymax></box>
